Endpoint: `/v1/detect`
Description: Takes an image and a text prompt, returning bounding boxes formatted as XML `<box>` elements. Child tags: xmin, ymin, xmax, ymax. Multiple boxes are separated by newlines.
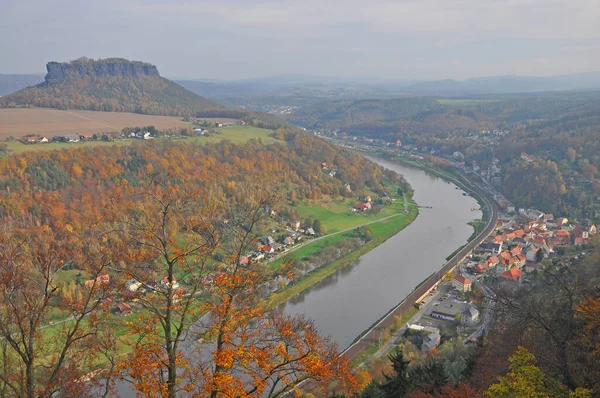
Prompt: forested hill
<box><xmin>0</xmin><ymin>58</ymin><xmax>222</xmax><ymax>116</ymax></box>
<box><xmin>0</xmin><ymin>128</ymin><xmax>401</xmax><ymax>224</ymax></box>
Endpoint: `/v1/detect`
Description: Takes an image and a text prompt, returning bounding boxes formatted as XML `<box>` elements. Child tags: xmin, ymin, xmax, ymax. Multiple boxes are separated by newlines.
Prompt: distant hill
<box><xmin>0</xmin><ymin>58</ymin><xmax>223</xmax><ymax>116</ymax></box>
<box><xmin>0</xmin><ymin>74</ymin><xmax>44</xmax><ymax>96</ymax></box>
<box><xmin>405</xmin><ymin>72</ymin><xmax>600</xmax><ymax>95</ymax></box>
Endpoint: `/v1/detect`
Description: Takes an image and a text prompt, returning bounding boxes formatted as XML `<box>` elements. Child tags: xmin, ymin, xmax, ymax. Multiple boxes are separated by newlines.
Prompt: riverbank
<box><xmin>264</xmin><ymin>199</ymin><xmax>419</xmax><ymax>309</ymax></box>
<box><xmin>335</xmin><ymin>155</ymin><xmax>498</xmax><ymax>370</ymax></box>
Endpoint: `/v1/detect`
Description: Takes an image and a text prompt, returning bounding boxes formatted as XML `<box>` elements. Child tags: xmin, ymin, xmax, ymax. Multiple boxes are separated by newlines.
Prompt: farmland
<box><xmin>0</xmin><ymin>108</ymin><xmax>239</xmax><ymax>139</ymax></box>
<box><xmin>0</xmin><ymin>109</ymin><xmax>274</xmax><ymax>154</ymax></box>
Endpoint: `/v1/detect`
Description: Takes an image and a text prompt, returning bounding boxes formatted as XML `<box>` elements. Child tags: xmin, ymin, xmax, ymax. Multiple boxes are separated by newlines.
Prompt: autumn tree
<box><xmin>488</xmin><ymin>347</ymin><xmax>590</xmax><ymax>398</ymax></box>
<box><xmin>106</xmin><ymin>176</ymin><xmax>222</xmax><ymax>397</ymax></box>
<box><xmin>0</xmin><ymin>223</ymin><xmax>116</xmax><ymax>398</ymax></box>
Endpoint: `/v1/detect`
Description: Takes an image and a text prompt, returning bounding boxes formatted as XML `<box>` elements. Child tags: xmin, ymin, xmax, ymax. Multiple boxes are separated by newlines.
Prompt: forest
<box><xmin>0</xmin><ymin>127</ymin><xmax>409</xmax><ymax>397</ymax></box>
<box><xmin>287</xmin><ymin>90</ymin><xmax>600</xmax><ymax>221</ymax></box>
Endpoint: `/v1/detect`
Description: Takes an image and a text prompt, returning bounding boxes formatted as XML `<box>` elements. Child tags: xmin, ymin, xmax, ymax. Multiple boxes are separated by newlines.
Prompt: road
<box><xmin>371</xmin><ymin>284</ymin><xmax>448</xmax><ymax>360</ymax></box>
<box><xmin>267</xmin><ymin>194</ymin><xmax>410</xmax><ymax>264</ymax></box>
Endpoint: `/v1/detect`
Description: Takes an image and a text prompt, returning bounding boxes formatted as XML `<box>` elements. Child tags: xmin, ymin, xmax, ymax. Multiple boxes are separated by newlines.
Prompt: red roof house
<box><xmin>500</xmin><ymin>268</ymin><xmax>523</xmax><ymax>281</ymax></box>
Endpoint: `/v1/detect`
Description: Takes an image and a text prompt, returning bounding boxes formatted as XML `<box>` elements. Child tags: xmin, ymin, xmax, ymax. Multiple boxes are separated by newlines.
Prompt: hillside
<box><xmin>0</xmin><ymin>58</ymin><xmax>222</xmax><ymax>117</ymax></box>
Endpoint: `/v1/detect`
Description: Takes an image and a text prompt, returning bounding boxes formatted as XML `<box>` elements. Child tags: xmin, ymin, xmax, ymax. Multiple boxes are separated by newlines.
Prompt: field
<box><xmin>436</xmin><ymin>99</ymin><xmax>500</xmax><ymax>106</ymax></box>
<box><xmin>0</xmin><ymin>108</ymin><xmax>202</xmax><ymax>138</ymax></box>
<box><xmin>1</xmin><ymin>125</ymin><xmax>276</xmax><ymax>154</ymax></box>
<box><xmin>294</xmin><ymin>197</ymin><xmax>406</xmax><ymax>233</ymax></box>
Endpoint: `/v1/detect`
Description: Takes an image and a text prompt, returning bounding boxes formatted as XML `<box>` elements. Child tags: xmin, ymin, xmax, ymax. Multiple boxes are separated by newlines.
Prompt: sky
<box><xmin>1</xmin><ymin>0</ymin><xmax>600</xmax><ymax>81</ymax></box>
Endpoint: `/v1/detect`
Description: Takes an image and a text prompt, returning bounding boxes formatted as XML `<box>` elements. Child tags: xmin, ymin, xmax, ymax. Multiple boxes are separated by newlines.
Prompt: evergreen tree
<box><xmin>380</xmin><ymin>349</ymin><xmax>411</xmax><ymax>397</ymax></box>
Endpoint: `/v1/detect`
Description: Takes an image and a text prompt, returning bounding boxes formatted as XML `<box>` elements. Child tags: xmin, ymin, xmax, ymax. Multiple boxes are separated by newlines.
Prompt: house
<box><xmin>574</xmin><ymin>237</ymin><xmax>587</xmax><ymax>246</ymax></box>
<box><xmin>526</xmin><ymin>209</ymin><xmax>545</xmax><ymax>220</ymax></box>
<box><xmin>514</xmin><ymin>229</ymin><xmax>525</xmax><ymax>238</ymax></box>
<box><xmin>239</xmin><ymin>256</ymin><xmax>249</xmax><ymax>266</ymax></box>
<box><xmin>258</xmin><ymin>245</ymin><xmax>274</xmax><ymax>254</ymax></box>
<box><xmin>25</xmin><ymin>136</ymin><xmax>37</xmax><ymax>143</ymax></box>
<box><xmin>461</xmin><ymin>307</ymin><xmax>480</xmax><ymax>326</ymax></box>
<box><xmin>510</xmin><ymin>245</ymin><xmax>523</xmax><ymax>256</ymax></box>
<box><xmin>79</xmin><ymin>133</ymin><xmax>93</xmax><ymax>141</ymax></box>
<box><xmin>194</xmin><ymin>127</ymin><xmax>204</xmax><ymax>135</ymax></box>
<box><xmin>572</xmin><ymin>226</ymin><xmax>589</xmax><ymax>241</ymax></box>
<box><xmin>488</xmin><ymin>255</ymin><xmax>500</xmax><ymax>266</ymax></box>
<box><xmin>117</xmin><ymin>302</ymin><xmax>132</xmax><ymax>315</ymax></box>
<box><xmin>589</xmin><ymin>224</ymin><xmax>597</xmax><ymax>235</ymax></box>
<box><xmin>214</xmin><ymin>122</ymin><xmax>223</xmax><ymax>127</ymax></box>
<box><xmin>321</xmin><ymin>162</ymin><xmax>328</xmax><ymax>170</ymax></box>
<box><xmin>289</xmin><ymin>220</ymin><xmax>301</xmax><ymax>230</ymax></box>
<box><xmin>84</xmin><ymin>274</ymin><xmax>110</xmax><ymax>289</ymax></box>
<box><xmin>526</xmin><ymin>248</ymin><xmax>540</xmax><ymax>262</ymax></box>
<box><xmin>422</xmin><ymin>329</ymin><xmax>441</xmax><ymax>352</ymax></box>
<box><xmin>500</xmin><ymin>268</ymin><xmax>523</xmax><ymax>282</ymax></box>
<box><xmin>354</xmin><ymin>202</ymin><xmax>372</xmax><ymax>211</ymax></box>
<box><xmin>482</xmin><ymin>242</ymin><xmax>502</xmax><ymax>254</ymax></box>
<box><xmin>38</xmin><ymin>137</ymin><xmax>48</xmax><ymax>143</ymax></box>
<box><xmin>452</xmin><ymin>275</ymin><xmax>472</xmax><ymax>292</ymax></box>
<box><xmin>126</xmin><ymin>278</ymin><xmax>142</xmax><ymax>292</ymax></box>
<box><xmin>365</xmin><ymin>196</ymin><xmax>372</xmax><ymax>203</ymax></box>
<box><xmin>266</xmin><ymin>236</ymin><xmax>276</xmax><ymax>246</ymax></box>
<box><xmin>160</xmin><ymin>276</ymin><xmax>179</xmax><ymax>290</ymax></box>
<box><xmin>473</xmin><ymin>264</ymin><xmax>486</xmax><ymax>273</ymax></box>
<box><xmin>543</xmin><ymin>214</ymin><xmax>554</xmax><ymax>221</ymax></box>
<box><xmin>555</xmin><ymin>230</ymin><xmax>570</xmax><ymax>240</ymax></box>
<box><xmin>53</xmin><ymin>134</ymin><xmax>81</xmax><ymax>143</ymax></box>
<box><xmin>515</xmin><ymin>253</ymin><xmax>526</xmax><ymax>268</ymax></box>
<box><xmin>283</xmin><ymin>236</ymin><xmax>295</xmax><ymax>246</ymax></box>
<box><xmin>305</xmin><ymin>228</ymin><xmax>316</xmax><ymax>235</ymax></box>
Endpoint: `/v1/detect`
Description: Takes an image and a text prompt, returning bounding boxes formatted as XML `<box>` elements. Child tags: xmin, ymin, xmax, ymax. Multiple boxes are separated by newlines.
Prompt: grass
<box><xmin>350</xmin><ymin>306</ymin><xmax>419</xmax><ymax>368</ymax></box>
<box><xmin>294</xmin><ymin>196</ymin><xmax>406</xmax><ymax>233</ymax></box>
<box><xmin>436</xmin><ymin>99</ymin><xmax>501</xmax><ymax>106</ymax></box>
<box><xmin>198</xmin><ymin>125</ymin><xmax>277</xmax><ymax>144</ymax></box>
<box><xmin>3</xmin><ymin>125</ymin><xmax>277</xmax><ymax>154</ymax></box>
<box><xmin>264</xmin><ymin>201</ymin><xmax>418</xmax><ymax>309</ymax></box>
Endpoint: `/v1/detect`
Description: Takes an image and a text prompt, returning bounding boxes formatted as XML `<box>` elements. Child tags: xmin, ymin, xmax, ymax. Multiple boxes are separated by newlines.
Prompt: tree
<box><xmin>107</xmin><ymin>176</ymin><xmax>222</xmax><ymax>397</ymax></box>
<box><xmin>0</xmin><ymin>225</ymin><xmax>116</xmax><ymax>398</ymax></box>
<box><xmin>108</xmin><ymin>180</ymin><xmax>355</xmax><ymax>397</ymax></box>
<box><xmin>487</xmin><ymin>347</ymin><xmax>590</xmax><ymax>398</ymax></box>
<box><xmin>313</xmin><ymin>219</ymin><xmax>326</xmax><ymax>235</ymax></box>
<box><xmin>536</xmin><ymin>248</ymin><xmax>544</xmax><ymax>262</ymax></box>
<box><xmin>380</xmin><ymin>349</ymin><xmax>411</xmax><ymax>397</ymax></box>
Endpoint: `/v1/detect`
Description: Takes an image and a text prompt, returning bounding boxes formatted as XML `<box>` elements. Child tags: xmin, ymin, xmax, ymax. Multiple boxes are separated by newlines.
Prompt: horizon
<box><xmin>4</xmin><ymin>68</ymin><xmax>600</xmax><ymax>86</ymax></box>
<box><xmin>2</xmin><ymin>0</ymin><xmax>600</xmax><ymax>80</ymax></box>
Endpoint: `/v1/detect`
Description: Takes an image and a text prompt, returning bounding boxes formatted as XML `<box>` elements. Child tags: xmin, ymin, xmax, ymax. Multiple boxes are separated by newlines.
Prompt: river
<box><xmin>281</xmin><ymin>157</ymin><xmax>482</xmax><ymax>349</ymax></box>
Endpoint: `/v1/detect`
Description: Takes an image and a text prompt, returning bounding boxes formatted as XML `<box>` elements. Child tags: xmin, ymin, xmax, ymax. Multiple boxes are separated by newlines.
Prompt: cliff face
<box><xmin>45</xmin><ymin>58</ymin><xmax>160</xmax><ymax>84</ymax></box>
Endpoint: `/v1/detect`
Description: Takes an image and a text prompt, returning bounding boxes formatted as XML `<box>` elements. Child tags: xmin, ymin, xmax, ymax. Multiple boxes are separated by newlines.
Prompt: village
<box><xmin>400</xmin><ymin>205</ymin><xmax>596</xmax><ymax>354</ymax></box>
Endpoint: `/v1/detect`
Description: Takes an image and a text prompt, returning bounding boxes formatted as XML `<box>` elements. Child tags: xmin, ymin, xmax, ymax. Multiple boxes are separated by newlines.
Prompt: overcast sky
<box><xmin>1</xmin><ymin>0</ymin><xmax>599</xmax><ymax>80</ymax></box>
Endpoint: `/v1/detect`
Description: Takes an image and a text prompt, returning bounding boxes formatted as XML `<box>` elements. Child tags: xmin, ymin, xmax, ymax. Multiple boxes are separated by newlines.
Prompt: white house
<box><xmin>126</xmin><ymin>279</ymin><xmax>142</xmax><ymax>292</ymax></box>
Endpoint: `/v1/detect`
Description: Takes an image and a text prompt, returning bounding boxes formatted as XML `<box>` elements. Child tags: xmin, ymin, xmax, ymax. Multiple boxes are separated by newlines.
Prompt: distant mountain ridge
<box><xmin>0</xmin><ymin>58</ymin><xmax>222</xmax><ymax>116</ymax></box>
<box><xmin>404</xmin><ymin>72</ymin><xmax>600</xmax><ymax>94</ymax></box>
<box><xmin>0</xmin><ymin>74</ymin><xmax>43</xmax><ymax>96</ymax></box>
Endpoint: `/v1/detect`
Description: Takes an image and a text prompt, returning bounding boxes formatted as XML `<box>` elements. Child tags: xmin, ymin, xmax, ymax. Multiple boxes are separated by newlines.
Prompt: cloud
<box><xmin>127</xmin><ymin>0</ymin><xmax>600</xmax><ymax>41</ymax></box>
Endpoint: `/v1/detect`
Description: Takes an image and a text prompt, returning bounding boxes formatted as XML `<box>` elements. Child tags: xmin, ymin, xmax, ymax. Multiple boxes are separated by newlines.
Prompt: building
<box><xmin>354</xmin><ymin>202</ymin><xmax>372</xmax><ymax>211</ymax></box>
<box><xmin>500</xmin><ymin>268</ymin><xmax>523</xmax><ymax>282</ymax></box>
<box><xmin>422</xmin><ymin>329</ymin><xmax>441</xmax><ymax>352</ymax></box>
<box><xmin>461</xmin><ymin>307</ymin><xmax>480</xmax><ymax>326</ymax></box>
<box><xmin>452</xmin><ymin>275</ymin><xmax>472</xmax><ymax>292</ymax></box>
<box><xmin>430</xmin><ymin>300</ymin><xmax>471</xmax><ymax>321</ymax></box>
<box><xmin>126</xmin><ymin>279</ymin><xmax>142</xmax><ymax>292</ymax></box>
